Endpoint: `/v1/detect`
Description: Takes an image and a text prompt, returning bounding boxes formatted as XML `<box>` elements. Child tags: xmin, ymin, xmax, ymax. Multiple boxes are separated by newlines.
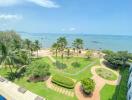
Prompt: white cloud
<box><xmin>61</xmin><ymin>27</ymin><xmax>76</xmax><ymax>32</ymax></box>
<box><xmin>69</xmin><ymin>27</ymin><xmax>76</xmax><ymax>31</ymax></box>
<box><xmin>0</xmin><ymin>14</ymin><xmax>23</xmax><ymax>21</ymax></box>
<box><xmin>0</xmin><ymin>0</ymin><xmax>22</xmax><ymax>7</ymax></box>
<box><xmin>27</xmin><ymin>0</ymin><xmax>60</xmax><ymax>8</ymax></box>
<box><xmin>0</xmin><ymin>0</ymin><xmax>60</xmax><ymax>8</ymax></box>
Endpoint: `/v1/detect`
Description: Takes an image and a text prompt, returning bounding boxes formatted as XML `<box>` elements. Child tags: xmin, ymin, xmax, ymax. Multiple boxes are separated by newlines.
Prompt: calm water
<box><xmin>19</xmin><ymin>32</ymin><xmax>132</xmax><ymax>52</ymax></box>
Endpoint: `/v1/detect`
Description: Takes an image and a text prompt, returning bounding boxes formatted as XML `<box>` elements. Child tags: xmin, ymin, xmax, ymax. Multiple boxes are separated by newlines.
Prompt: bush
<box><xmin>26</xmin><ymin>59</ymin><xmax>50</xmax><ymax>81</ymax></box>
<box><xmin>51</xmin><ymin>75</ymin><xmax>75</xmax><ymax>89</ymax></box>
<box><xmin>81</xmin><ymin>78</ymin><xmax>95</xmax><ymax>94</ymax></box>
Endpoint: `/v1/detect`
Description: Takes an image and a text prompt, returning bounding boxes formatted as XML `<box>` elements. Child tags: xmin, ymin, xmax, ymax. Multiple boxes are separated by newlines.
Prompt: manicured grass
<box><xmin>0</xmin><ymin>57</ymin><xmax>99</xmax><ymax>100</ymax></box>
<box><xmin>96</xmin><ymin>68</ymin><xmax>117</xmax><ymax>80</ymax></box>
<box><xmin>100</xmin><ymin>84</ymin><xmax>116</xmax><ymax>100</ymax></box>
<box><xmin>54</xmin><ymin>57</ymin><xmax>94</xmax><ymax>74</ymax></box>
<box><xmin>15</xmin><ymin>77</ymin><xmax>77</xmax><ymax>100</ymax></box>
<box><xmin>44</xmin><ymin>57</ymin><xmax>99</xmax><ymax>81</ymax></box>
<box><xmin>100</xmin><ymin>67</ymin><xmax>129</xmax><ymax>100</ymax></box>
<box><xmin>51</xmin><ymin>75</ymin><xmax>75</xmax><ymax>89</ymax></box>
<box><xmin>112</xmin><ymin>67</ymin><xmax>129</xmax><ymax>100</ymax></box>
<box><xmin>0</xmin><ymin>68</ymin><xmax>77</xmax><ymax>100</ymax></box>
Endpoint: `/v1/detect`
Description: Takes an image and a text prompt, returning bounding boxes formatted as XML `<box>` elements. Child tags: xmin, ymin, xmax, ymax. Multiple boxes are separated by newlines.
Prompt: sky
<box><xmin>0</xmin><ymin>0</ymin><xmax>132</xmax><ymax>35</ymax></box>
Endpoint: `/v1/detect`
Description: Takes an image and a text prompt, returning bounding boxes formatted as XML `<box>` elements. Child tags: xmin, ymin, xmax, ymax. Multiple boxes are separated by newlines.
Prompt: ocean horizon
<box><xmin>19</xmin><ymin>32</ymin><xmax>132</xmax><ymax>53</ymax></box>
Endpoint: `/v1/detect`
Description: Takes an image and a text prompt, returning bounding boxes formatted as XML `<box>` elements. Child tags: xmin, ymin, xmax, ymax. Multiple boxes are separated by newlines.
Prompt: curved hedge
<box><xmin>51</xmin><ymin>75</ymin><xmax>75</xmax><ymax>89</ymax></box>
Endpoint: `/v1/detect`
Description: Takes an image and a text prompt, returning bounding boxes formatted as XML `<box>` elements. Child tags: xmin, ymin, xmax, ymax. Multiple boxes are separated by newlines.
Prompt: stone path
<box><xmin>46</xmin><ymin>77</ymin><xmax>74</xmax><ymax>97</ymax></box>
<box><xmin>75</xmin><ymin>59</ymin><xmax>121</xmax><ymax>100</ymax></box>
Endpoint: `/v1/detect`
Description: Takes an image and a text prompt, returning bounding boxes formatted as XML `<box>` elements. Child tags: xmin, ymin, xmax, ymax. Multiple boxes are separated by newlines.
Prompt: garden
<box><xmin>0</xmin><ymin>31</ymin><xmax>132</xmax><ymax>100</ymax></box>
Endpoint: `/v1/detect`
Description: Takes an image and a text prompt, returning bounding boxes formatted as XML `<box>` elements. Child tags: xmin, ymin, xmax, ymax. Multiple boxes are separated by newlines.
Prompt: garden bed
<box><xmin>95</xmin><ymin>68</ymin><xmax>117</xmax><ymax>80</ymax></box>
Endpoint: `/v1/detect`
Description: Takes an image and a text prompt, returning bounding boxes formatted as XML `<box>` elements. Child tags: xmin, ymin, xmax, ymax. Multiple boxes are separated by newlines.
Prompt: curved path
<box><xmin>75</xmin><ymin>59</ymin><xmax>121</xmax><ymax>100</ymax></box>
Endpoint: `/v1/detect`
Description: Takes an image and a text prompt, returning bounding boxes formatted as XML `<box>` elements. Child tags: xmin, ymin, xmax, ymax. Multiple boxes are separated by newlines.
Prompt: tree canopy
<box><xmin>104</xmin><ymin>50</ymin><xmax>131</xmax><ymax>68</ymax></box>
<box><xmin>27</xmin><ymin>59</ymin><xmax>50</xmax><ymax>78</ymax></box>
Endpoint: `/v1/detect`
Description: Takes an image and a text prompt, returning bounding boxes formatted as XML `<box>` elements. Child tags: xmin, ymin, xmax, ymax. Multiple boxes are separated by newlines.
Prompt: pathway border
<box><xmin>75</xmin><ymin>59</ymin><xmax>121</xmax><ymax>100</ymax></box>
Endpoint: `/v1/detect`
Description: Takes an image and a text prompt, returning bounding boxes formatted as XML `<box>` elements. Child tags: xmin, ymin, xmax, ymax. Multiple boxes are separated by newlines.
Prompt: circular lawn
<box><xmin>95</xmin><ymin>68</ymin><xmax>117</xmax><ymax>80</ymax></box>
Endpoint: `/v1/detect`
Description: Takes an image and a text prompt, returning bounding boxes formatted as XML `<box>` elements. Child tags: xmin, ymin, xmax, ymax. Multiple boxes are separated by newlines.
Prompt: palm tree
<box><xmin>24</xmin><ymin>39</ymin><xmax>32</xmax><ymax>62</ymax></box>
<box><xmin>66</xmin><ymin>48</ymin><xmax>70</xmax><ymax>59</ymax></box>
<box><xmin>57</xmin><ymin>37</ymin><xmax>67</xmax><ymax>63</ymax></box>
<box><xmin>0</xmin><ymin>42</ymin><xmax>14</xmax><ymax>76</ymax></box>
<box><xmin>11</xmin><ymin>38</ymin><xmax>21</xmax><ymax>51</ymax></box>
<box><xmin>72</xmin><ymin>38</ymin><xmax>83</xmax><ymax>56</ymax></box>
<box><xmin>24</xmin><ymin>39</ymin><xmax>31</xmax><ymax>51</ymax></box>
<box><xmin>52</xmin><ymin>42</ymin><xmax>59</xmax><ymax>58</ymax></box>
<box><xmin>34</xmin><ymin>40</ymin><xmax>40</xmax><ymax>57</ymax></box>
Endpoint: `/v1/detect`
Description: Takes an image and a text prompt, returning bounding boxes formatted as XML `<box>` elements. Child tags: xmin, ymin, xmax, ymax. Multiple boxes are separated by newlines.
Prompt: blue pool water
<box><xmin>0</xmin><ymin>95</ymin><xmax>6</xmax><ymax>100</ymax></box>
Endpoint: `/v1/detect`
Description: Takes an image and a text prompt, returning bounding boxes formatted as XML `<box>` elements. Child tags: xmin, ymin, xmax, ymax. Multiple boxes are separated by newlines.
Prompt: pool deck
<box><xmin>0</xmin><ymin>76</ymin><xmax>45</xmax><ymax>100</ymax></box>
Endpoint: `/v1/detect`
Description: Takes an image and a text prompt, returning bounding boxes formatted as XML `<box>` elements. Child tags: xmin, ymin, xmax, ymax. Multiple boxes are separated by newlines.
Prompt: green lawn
<box><xmin>96</xmin><ymin>68</ymin><xmax>117</xmax><ymax>80</ymax></box>
<box><xmin>54</xmin><ymin>57</ymin><xmax>93</xmax><ymax>73</ymax></box>
<box><xmin>0</xmin><ymin>68</ymin><xmax>77</xmax><ymax>100</ymax></box>
<box><xmin>100</xmin><ymin>84</ymin><xmax>116</xmax><ymax>100</ymax></box>
<box><xmin>44</xmin><ymin>57</ymin><xmax>99</xmax><ymax>81</ymax></box>
<box><xmin>100</xmin><ymin>67</ymin><xmax>129</xmax><ymax>100</ymax></box>
<box><xmin>0</xmin><ymin>57</ymin><xmax>99</xmax><ymax>100</ymax></box>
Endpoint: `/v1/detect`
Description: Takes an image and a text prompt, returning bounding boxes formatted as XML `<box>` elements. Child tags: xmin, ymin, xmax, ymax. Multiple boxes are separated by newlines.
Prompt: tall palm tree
<box><xmin>57</xmin><ymin>37</ymin><xmax>67</xmax><ymax>63</ymax></box>
<box><xmin>24</xmin><ymin>39</ymin><xmax>31</xmax><ymax>51</ymax></box>
<box><xmin>52</xmin><ymin>42</ymin><xmax>59</xmax><ymax>58</ymax></box>
<box><xmin>0</xmin><ymin>42</ymin><xmax>14</xmax><ymax>75</ymax></box>
<box><xmin>72</xmin><ymin>38</ymin><xmax>83</xmax><ymax>56</ymax></box>
<box><xmin>34</xmin><ymin>40</ymin><xmax>40</xmax><ymax>57</ymax></box>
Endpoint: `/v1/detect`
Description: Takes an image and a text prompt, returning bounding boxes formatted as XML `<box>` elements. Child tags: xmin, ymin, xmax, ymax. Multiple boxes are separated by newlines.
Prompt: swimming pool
<box><xmin>0</xmin><ymin>95</ymin><xmax>6</xmax><ymax>100</ymax></box>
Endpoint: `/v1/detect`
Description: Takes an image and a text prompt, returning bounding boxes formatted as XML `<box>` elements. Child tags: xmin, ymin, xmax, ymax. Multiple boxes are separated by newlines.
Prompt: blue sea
<box><xmin>19</xmin><ymin>32</ymin><xmax>132</xmax><ymax>53</ymax></box>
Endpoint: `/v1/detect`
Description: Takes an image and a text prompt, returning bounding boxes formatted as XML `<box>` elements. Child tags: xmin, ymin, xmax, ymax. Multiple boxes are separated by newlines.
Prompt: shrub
<box><xmin>81</xmin><ymin>78</ymin><xmax>95</xmax><ymax>94</ymax></box>
<box><xmin>26</xmin><ymin>59</ymin><xmax>50</xmax><ymax>81</ymax></box>
<box><xmin>51</xmin><ymin>75</ymin><xmax>75</xmax><ymax>89</ymax></box>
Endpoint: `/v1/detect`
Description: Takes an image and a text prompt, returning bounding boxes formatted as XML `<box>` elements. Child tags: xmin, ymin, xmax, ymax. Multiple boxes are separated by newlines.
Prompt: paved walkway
<box><xmin>0</xmin><ymin>77</ymin><xmax>45</xmax><ymax>100</ymax></box>
<box><xmin>75</xmin><ymin>59</ymin><xmax>121</xmax><ymax>100</ymax></box>
<box><xmin>46</xmin><ymin>77</ymin><xmax>74</xmax><ymax>97</ymax></box>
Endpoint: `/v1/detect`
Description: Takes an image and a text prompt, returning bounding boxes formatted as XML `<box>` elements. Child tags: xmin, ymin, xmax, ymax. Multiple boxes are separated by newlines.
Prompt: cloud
<box><xmin>0</xmin><ymin>0</ymin><xmax>60</xmax><ymax>8</ymax></box>
<box><xmin>0</xmin><ymin>14</ymin><xmax>23</xmax><ymax>21</ymax></box>
<box><xmin>0</xmin><ymin>0</ymin><xmax>22</xmax><ymax>7</ymax></box>
<box><xmin>69</xmin><ymin>27</ymin><xmax>76</xmax><ymax>31</ymax></box>
<box><xmin>27</xmin><ymin>0</ymin><xmax>60</xmax><ymax>8</ymax></box>
<box><xmin>61</xmin><ymin>27</ymin><xmax>76</xmax><ymax>32</ymax></box>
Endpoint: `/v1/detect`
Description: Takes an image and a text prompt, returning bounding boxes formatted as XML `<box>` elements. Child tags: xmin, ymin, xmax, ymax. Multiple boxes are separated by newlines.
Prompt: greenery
<box><xmin>51</xmin><ymin>75</ymin><xmax>75</xmax><ymax>89</ymax></box>
<box><xmin>0</xmin><ymin>31</ymin><xmax>40</xmax><ymax>79</ymax></box>
<box><xmin>104</xmin><ymin>50</ymin><xmax>131</xmax><ymax>68</ymax></box>
<box><xmin>85</xmin><ymin>50</ymin><xmax>93</xmax><ymax>59</ymax></box>
<box><xmin>81</xmin><ymin>78</ymin><xmax>95</xmax><ymax>94</ymax></box>
<box><xmin>100</xmin><ymin>84</ymin><xmax>116</xmax><ymax>100</ymax></box>
<box><xmin>0</xmin><ymin>65</ymin><xmax>77</xmax><ymax>100</ymax></box>
<box><xmin>54</xmin><ymin>57</ymin><xmax>96</xmax><ymax>74</ymax></box>
<box><xmin>112</xmin><ymin>67</ymin><xmax>129</xmax><ymax>100</ymax></box>
<box><xmin>72</xmin><ymin>38</ymin><xmax>83</xmax><ymax>56</ymax></box>
<box><xmin>26</xmin><ymin>59</ymin><xmax>50</xmax><ymax>80</ymax></box>
<box><xmin>96</xmin><ymin>68</ymin><xmax>117</xmax><ymax>80</ymax></box>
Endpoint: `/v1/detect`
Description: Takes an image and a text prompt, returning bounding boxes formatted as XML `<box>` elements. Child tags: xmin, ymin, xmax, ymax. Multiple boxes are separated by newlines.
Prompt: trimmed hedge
<box><xmin>51</xmin><ymin>75</ymin><xmax>75</xmax><ymax>89</ymax></box>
